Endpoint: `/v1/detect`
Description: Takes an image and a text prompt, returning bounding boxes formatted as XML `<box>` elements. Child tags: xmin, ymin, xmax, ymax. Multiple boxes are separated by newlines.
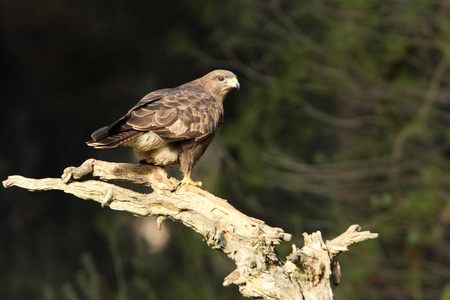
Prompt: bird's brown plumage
<box><xmin>87</xmin><ymin>70</ymin><xmax>239</xmax><ymax>190</ymax></box>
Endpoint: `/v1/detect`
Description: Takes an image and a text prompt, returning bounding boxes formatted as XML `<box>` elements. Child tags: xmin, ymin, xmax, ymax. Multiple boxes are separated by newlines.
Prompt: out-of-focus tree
<box><xmin>168</xmin><ymin>1</ymin><xmax>450</xmax><ymax>299</ymax></box>
<box><xmin>1</xmin><ymin>0</ymin><xmax>242</xmax><ymax>299</ymax></box>
<box><xmin>2</xmin><ymin>0</ymin><xmax>450</xmax><ymax>299</ymax></box>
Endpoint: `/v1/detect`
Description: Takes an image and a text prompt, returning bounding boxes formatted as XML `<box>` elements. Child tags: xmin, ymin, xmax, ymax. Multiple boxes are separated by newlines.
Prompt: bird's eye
<box><xmin>217</xmin><ymin>76</ymin><xmax>225</xmax><ymax>82</ymax></box>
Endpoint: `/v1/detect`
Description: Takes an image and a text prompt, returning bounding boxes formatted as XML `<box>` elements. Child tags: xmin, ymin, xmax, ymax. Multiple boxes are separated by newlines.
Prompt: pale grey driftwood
<box><xmin>3</xmin><ymin>159</ymin><xmax>378</xmax><ymax>299</ymax></box>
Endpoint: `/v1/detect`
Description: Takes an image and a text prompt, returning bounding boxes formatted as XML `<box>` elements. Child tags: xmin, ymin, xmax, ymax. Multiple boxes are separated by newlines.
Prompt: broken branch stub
<box><xmin>3</xmin><ymin>159</ymin><xmax>378</xmax><ymax>299</ymax></box>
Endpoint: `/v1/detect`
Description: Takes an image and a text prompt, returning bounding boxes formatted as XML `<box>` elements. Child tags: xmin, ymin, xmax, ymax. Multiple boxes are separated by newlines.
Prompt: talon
<box><xmin>172</xmin><ymin>176</ymin><xmax>203</xmax><ymax>192</ymax></box>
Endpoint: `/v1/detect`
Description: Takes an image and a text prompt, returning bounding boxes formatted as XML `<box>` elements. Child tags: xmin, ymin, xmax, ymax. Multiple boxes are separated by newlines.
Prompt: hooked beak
<box><xmin>226</xmin><ymin>77</ymin><xmax>240</xmax><ymax>90</ymax></box>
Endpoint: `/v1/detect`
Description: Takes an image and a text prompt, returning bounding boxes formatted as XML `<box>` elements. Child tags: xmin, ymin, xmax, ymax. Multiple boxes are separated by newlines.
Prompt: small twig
<box><xmin>3</xmin><ymin>159</ymin><xmax>378</xmax><ymax>300</ymax></box>
<box><xmin>326</xmin><ymin>224</ymin><xmax>379</xmax><ymax>257</ymax></box>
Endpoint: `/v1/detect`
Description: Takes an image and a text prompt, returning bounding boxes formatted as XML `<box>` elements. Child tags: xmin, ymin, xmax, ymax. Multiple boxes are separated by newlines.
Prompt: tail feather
<box><xmin>90</xmin><ymin>126</ymin><xmax>110</xmax><ymax>141</ymax></box>
<box><xmin>87</xmin><ymin>130</ymin><xmax>144</xmax><ymax>149</ymax></box>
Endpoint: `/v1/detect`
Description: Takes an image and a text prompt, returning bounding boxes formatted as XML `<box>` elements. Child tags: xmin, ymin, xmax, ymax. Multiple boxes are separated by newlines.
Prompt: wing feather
<box><xmin>87</xmin><ymin>131</ymin><xmax>144</xmax><ymax>148</ymax></box>
<box><xmin>131</xmin><ymin>107</ymin><xmax>156</xmax><ymax>118</ymax></box>
<box><xmin>154</xmin><ymin>110</ymin><xmax>178</xmax><ymax>126</ymax></box>
<box><xmin>87</xmin><ymin>84</ymin><xmax>224</xmax><ymax>148</ymax></box>
<box><xmin>126</xmin><ymin>90</ymin><xmax>224</xmax><ymax>142</ymax></box>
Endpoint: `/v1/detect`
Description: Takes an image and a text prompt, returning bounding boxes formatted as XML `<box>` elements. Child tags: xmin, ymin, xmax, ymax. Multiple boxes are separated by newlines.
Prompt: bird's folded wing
<box><xmin>126</xmin><ymin>92</ymin><xmax>223</xmax><ymax>143</ymax></box>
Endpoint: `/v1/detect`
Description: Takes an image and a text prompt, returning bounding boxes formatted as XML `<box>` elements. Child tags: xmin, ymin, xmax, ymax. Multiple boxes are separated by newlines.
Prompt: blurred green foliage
<box><xmin>1</xmin><ymin>0</ymin><xmax>450</xmax><ymax>299</ymax></box>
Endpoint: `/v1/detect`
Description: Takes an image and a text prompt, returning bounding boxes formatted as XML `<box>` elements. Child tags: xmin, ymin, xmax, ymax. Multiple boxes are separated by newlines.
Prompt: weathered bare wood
<box><xmin>3</xmin><ymin>158</ymin><xmax>378</xmax><ymax>299</ymax></box>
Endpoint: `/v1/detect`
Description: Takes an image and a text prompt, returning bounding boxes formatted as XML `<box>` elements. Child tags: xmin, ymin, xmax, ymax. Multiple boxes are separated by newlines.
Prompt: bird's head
<box><xmin>201</xmin><ymin>70</ymin><xmax>240</xmax><ymax>100</ymax></box>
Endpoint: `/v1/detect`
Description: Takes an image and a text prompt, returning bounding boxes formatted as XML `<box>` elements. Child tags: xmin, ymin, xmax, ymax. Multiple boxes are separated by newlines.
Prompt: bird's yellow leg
<box><xmin>172</xmin><ymin>175</ymin><xmax>203</xmax><ymax>192</ymax></box>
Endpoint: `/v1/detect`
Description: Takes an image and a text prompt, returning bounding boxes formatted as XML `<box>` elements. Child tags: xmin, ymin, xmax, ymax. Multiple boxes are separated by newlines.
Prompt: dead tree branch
<box><xmin>3</xmin><ymin>158</ymin><xmax>378</xmax><ymax>299</ymax></box>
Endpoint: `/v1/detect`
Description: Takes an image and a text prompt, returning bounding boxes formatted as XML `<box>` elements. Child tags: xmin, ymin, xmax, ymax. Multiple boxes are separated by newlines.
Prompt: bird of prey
<box><xmin>87</xmin><ymin>70</ymin><xmax>239</xmax><ymax>190</ymax></box>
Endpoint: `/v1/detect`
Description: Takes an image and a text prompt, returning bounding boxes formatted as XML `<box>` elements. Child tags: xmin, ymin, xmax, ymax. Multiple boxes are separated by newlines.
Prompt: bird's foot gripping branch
<box><xmin>3</xmin><ymin>159</ymin><xmax>378</xmax><ymax>300</ymax></box>
<box><xmin>86</xmin><ymin>70</ymin><xmax>240</xmax><ymax>192</ymax></box>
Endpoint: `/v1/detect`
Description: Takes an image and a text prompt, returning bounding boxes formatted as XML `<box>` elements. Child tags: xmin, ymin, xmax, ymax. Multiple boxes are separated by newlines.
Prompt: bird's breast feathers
<box><xmin>87</xmin><ymin>69</ymin><xmax>239</xmax><ymax>170</ymax></box>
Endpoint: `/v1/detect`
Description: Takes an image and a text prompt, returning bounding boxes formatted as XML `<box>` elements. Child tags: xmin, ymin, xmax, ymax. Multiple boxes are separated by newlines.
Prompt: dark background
<box><xmin>2</xmin><ymin>1</ymin><xmax>450</xmax><ymax>299</ymax></box>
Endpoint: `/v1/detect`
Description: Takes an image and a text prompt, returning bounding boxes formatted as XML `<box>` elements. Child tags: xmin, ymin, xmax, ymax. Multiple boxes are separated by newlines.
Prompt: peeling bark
<box><xmin>3</xmin><ymin>159</ymin><xmax>378</xmax><ymax>299</ymax></box>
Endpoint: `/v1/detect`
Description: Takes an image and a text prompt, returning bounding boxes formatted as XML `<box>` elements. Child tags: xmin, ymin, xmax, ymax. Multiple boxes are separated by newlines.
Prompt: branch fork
<box><xmin>3</xmin><ymin>159</ymin><xmax>378</xmax><ymax>299</ymax></box>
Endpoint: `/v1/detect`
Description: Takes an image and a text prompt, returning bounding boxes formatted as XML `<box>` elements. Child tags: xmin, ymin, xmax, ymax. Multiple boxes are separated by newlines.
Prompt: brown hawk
<box><xmin>87</xmin><ymin>70</ymin><xmax>239</xmax><ymax>190</ymax></box>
